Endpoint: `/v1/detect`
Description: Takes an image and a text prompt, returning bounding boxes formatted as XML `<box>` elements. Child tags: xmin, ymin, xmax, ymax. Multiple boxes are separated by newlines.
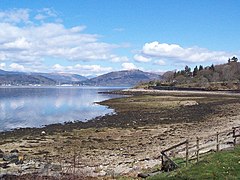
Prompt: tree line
<box><xmin>161</xmin><ymin>57</ymin><xmax>240</xmax><ymax>89</ymax></box>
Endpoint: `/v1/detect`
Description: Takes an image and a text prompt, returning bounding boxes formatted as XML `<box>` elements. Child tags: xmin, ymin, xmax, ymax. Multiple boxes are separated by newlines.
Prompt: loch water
<box><xmin>0</xmin><ymin>86</ymin><xmax>125</xmax><ymax>131</ymax></box>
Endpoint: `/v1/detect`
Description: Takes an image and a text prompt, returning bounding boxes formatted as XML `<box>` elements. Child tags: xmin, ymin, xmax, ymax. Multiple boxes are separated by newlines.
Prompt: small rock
<box><xmin>21</xmin><ymin>164</ymin><xmax>31</xmax><ymax>170</ymax></box>
<box><xmin>3</xmin><ymin>152</ymin><xmax>24</xmax><ymax>165</ymax></box>
<box><xmin>10</xmin><ymin>149</ymin><xmax>19</xmax><ymax>153</ymax></box>
<box><xmin>180</xmin><ymin>101</ymin><xmax>198</xmax><ymax>106</ymax></box>
<box><xmin>41</xmin><ymin>131</ymin><xmax>46</xmax><ymax>135</ymax></box>
<box><xmin>3</xmin><ymin>153</ymin><xmax>18</xmax><ymax>163</ymax></box>
<box><xmin>138</xmin><ymin>173</ymin><xmax>150</xmax><ymax>178</ymax></box>
<box><xmin>98</xmin><ymin>170</ymin><xmax>106</xmax><ymax>176</ymax></box>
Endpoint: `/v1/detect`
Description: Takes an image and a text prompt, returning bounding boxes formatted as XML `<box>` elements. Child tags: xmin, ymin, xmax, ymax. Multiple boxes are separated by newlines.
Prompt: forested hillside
<box><xmin>142</xmin><ymin>57</ymin><xmax>240</xmax><ymax>90</ymax></box>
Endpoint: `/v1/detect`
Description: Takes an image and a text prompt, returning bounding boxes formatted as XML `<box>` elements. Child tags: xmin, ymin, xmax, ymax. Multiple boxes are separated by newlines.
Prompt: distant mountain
<box><xmin>0</xmin><ymin>72</ymin><xmax>56</xmax><ymax>85</ymax></box>
<box><xmin>31</xmin><ymin>72</ymin><xmax>88</xmax><ymax>84</ymax></box>
<box><xmin>0</xmin><ymin>69</ymin><xmax>161</xmax><ymax>86</ymax></box>
<box><xmin>81</xmin><ymin>69</ymin><xmax>162</xmax><ymax>86</ymax></box>
<box><xmin>0</xmin><ymin>70</ymin><xmax>87</xmax><ymax>85</ymax></box>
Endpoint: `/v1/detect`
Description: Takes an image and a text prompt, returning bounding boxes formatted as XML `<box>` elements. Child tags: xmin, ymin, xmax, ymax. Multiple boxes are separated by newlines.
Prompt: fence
<box><xmin>160</xmin><ymin>125</ymin><xmax>240</xmax><ymax>171</ymax></box>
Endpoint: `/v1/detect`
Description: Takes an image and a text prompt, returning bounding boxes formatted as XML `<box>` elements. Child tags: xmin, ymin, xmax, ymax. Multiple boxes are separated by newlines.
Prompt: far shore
<box><xmin>122</xmin><ymin>87</ymin><xmax>240</xmax><ymax>95</ymax></box>
<box><xmin>1</xmin><ymin>88</ymin><xmax>240</xmax><ymax>178</ymax></box>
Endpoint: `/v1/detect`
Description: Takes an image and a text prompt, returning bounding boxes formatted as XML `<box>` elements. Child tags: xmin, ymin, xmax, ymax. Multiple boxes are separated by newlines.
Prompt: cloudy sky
<box><xmin>0</xmin><ymin>0</ymin><xmax>240</xmax><ymax>76</ymax></box>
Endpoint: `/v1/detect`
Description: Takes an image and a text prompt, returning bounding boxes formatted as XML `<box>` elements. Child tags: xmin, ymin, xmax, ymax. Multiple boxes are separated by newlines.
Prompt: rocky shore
<box><xmin>1</xmin><ymin>89</ymin><xmax>240</xmax><ymax>179</ymax></box>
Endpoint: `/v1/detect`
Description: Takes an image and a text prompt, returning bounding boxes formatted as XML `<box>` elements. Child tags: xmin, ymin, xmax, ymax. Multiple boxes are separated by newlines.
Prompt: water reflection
<box><xmin>0</xmin><ymin>87</ymin><xmax>124</xmax><ymax>131</ymax></box>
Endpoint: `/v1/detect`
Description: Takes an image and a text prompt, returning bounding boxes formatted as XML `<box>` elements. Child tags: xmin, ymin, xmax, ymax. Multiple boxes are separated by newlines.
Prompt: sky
<box><xmin>0</xmin><ymin>0</ymin><xmax>240</xmax><ymax>76</ymax></box>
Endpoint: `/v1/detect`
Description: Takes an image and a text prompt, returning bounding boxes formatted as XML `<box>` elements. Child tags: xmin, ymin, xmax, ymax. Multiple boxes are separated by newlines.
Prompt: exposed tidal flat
<box><xmin>1</xmin><ymin>88</ymin><xmax>240</xmax><ymax>178</ymax></box>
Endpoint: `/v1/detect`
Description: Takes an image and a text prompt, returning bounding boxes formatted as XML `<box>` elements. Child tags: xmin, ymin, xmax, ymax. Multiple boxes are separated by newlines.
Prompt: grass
<box><xmin>148</xmin><ymin>145</ymin><xmax>240</xmax><ymax>180</ymax></box>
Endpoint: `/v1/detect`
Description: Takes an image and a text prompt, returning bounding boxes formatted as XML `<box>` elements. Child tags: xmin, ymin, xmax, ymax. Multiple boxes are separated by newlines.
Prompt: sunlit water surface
<box><xmin>0</xmin><ymin>87</ymin><xmax>125</xmax><ymax>131</ymax></box>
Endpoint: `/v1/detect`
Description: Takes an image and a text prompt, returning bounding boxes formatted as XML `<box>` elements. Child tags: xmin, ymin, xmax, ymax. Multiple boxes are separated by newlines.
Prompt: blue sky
<box><xmin>0</xmin><ymin>0</ymin><xmax>239</xmax><ymax>75</ymax></box>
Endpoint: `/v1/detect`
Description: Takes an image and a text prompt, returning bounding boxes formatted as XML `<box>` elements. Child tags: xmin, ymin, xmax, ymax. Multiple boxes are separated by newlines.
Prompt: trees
<box><xmin>212</xmin><ymin>72</ymin><xmax>220</xmax><ymax>82</ymax></box>
<box><xmin>222</xmin><ymin>65</ymin><xmax>233</xmax><ymax>81</ymax></box>
<box><xmin>175</xmin><ymin>75</ymin><xmax>186</xmax><ymax>84</ymax></box>
<box><xmin>184</xmin><ymin>65</ymin><xmax>192</xmax><ymax>77</ymax></box>
<box><xmin>198</xmin><ymin>69</ymin><xmax>214</xmax><ymax>82</ymax></box>
<box><xmin>210</xmin><ymin>64</ymin><xmax>215</xmax><ymax>71</ymax></box>
<box><xmin>228</xmin><ymin>56</ymin><xmax>238</xmax><ymax>63</ymax></box>
<box><xmin>166</xmin><ymin>58</ymin><xmax>240</xmax><ymax>89</ymax></box>
<box><xmin>231</xmin><ymin>56</ymin><xmax>238</xmax><ymax>62</ymax></box>
<box><xmin>193</xmin><ymin>66</ymin><xmax>198</xmax><ymax>77</ymax></box>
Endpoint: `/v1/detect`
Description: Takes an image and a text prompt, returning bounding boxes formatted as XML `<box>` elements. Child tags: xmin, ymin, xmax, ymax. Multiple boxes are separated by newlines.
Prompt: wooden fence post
<box><xmin>233</xmin><ymin>128</ymin><xmax>236</xmax><ymax>146</ymax></box>
<box><xmin>186</xmin><ymin>140</ymin><xmax>189</xmax><ymax>166</ymax></box>
<box><xmin>161</xmin><ymin>154</ymin><xmax>164</xmax><ymax>166</ymax></box>
<box><xmin>216</xmin><ymin>132</ymin><xmax>219</xmax><ymax>152</ymax></box>
<box><xmin>196</xmin><ymin>137</ymin><xmax>199</xmax><ymax>162</ymax></box>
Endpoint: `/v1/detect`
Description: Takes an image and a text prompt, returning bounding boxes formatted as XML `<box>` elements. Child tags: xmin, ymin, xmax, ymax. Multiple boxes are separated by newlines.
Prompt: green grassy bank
<box><xmin>148</xmin><ymin>146</ymin><xmax>240</xmax><ymax>180</ymax></box>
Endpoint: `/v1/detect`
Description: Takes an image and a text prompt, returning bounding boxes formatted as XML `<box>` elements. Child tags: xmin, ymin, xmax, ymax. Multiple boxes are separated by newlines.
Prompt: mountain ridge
<box><xmin>81</xmin><ymin>69</ymin><xmax>162</xmax><ymax>86</ymax></box>
<box><xmin>0</xmin><ymin>69</ymin><xmax>161</xmax><ymax>86</ymax></box>
<box><xmin>0</xmin><ymin>70</ymin><xmax>87</xmax><ymax>85</ymax></box>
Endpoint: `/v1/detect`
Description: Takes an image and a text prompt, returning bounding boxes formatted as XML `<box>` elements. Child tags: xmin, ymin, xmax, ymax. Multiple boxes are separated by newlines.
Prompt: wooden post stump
<box><xmin>196</xmin><ymin>137</ymin><xmax>199</xmax><ymax>162</ymax></box>
<box><xmin>186</xmin><ymin>140</ymin><xmax>189</xmax><ymax>166</ymax></box>
<box><xmin>216</xmin><ymin>132</ymin><xmax>220</xmax><ymax>152</ymax></box>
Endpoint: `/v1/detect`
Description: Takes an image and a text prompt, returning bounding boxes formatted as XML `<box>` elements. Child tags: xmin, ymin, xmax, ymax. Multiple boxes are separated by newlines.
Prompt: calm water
<box><xmin>0</xmin><ymin>87</ymin><xmax>125</xmax><ymax>131</ymax></box>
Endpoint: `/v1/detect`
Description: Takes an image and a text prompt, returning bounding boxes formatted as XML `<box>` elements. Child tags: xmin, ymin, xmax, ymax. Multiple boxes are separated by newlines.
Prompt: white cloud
<box><xmin>70</xmin><ymin>26</ymin><xmax>86</xmax><ymax>33</ymax></box>
<box><xmin>141</xmin><ymin>41</ymin><xmax>236</xmax><ymax>63</ymax></box>
<box><xmin>110</xmin><ymin>55</ymin><xmax>129</xmax><ymax>62</ymax></box>
<box><xmin>134</xmin><ymin>54</ymin><xmax>151</xmax><ymax>62</ymax></box>
<box><xmin>0</xmin><ymin>8</ymin><xmax>128</xmax><ymax>68</ymax></box>
<box><xmin>154</xmin><ymin>59</ymin><xmax>166</xmax><ymax>65</ymax></box>
<box><xmin>52</xmin><ymin>64</ymin><xmax>112</xmax><ymax>76</ymax></box>
<box><xmin>0</xmin><ymin>9</ymin><xmax>30</xmax><ymax>24</ymax></box>
<box><xmin>3</xmin><ymin>37</ymin><xmax>32</xmax><ymax>50</ymax></box>
<box><xmin>0</xmin><ymin>63</ymin><xmax>6</xmax><ymax>69</ymax></box>
<box><xmin>9</xmin><ymin>63</ymin><xmax>25</xmax><ymax>71</ymax></box>
<box><xmin>34</xmin><ymin>14</ymin><xmax>45</xmax><ymax>21</ymax></box>
<box><xmin>34</xmin><ymin>8</ymin><xmax>57</xmax><ymax>20</ymax></box>
<box><xmin>121</xmin><ymin>63</ymin><xmax>137</xmax><ymax>70</ymax></box>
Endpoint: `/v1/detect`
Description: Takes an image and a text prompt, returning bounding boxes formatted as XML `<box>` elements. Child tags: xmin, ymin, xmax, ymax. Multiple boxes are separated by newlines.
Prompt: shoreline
<box><xmin>102</xmin><ymin>88</ymin><xmax>240</xmax><ymax>96</ymax></box>
<box><xmin>1</xmin><ymin>88</ymin><xmax>237</xmax><ymax>137</ymax></box>
<box><xmin>1</xmin><ymin>88</ymin><xmax>239</xmax><ymax>135</ymax></box>
<box><xmin>1</xmin><ymin>89</ymin><xmax>240</xmax><ymax>178</ymax></box>
<box><xmin>1</xmin><ymin>88</ymin><xmax>240</xmax><ymax>144</ymax></box>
